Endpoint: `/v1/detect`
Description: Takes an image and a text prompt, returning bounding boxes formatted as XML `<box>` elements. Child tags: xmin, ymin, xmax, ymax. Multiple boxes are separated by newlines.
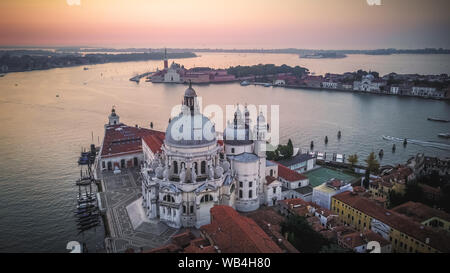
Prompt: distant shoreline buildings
<box><xmin>145</xmin><ymin>53</ymin><xmax>450</xmax><ymax>100</ymax></box>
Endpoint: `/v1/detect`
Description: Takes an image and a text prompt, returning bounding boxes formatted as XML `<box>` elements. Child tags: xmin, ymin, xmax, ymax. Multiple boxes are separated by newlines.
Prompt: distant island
<box><xmin>0</xmin><ymin>50</ymin><xmax>196</xmax><ymax>73</ymax></box>
<box><xmin>299</xmin><ymin>52</ymin><xmax>347</xmax><ymax>59</ymax></box>
<box><xmin>63</xmin><ymin>47</ymin><xmax>450</xmax><ymax>56</ymax></box>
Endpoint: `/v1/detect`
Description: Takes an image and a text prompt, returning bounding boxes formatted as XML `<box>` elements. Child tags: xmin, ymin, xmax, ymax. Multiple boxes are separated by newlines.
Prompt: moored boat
<box><xmin>427</xmin><ymin>117</ymin><xmax>450</xmax><ymax>122</ymax></box>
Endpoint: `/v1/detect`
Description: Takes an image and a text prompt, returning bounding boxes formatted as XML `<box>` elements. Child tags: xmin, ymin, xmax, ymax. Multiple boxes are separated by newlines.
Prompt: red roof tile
<box><xmin>142</xmin><ymin>133</ymin><xmax>165</xmax><ymax>153</ymax></box>
<box><xmin>200</xmin><ymin>206</ymin><xmax>283</xmax><ymax>253</ymax></box>
<box><xmin>101</xmin><ymin>124</ymin><xmax>164</xmax><ymax>158</ymax></box>
<box><xmin>277</xmin><ymin>164</ymin><xmax>308</xmax><ymax>182</ymax></box>
<box><xmin>391</xmin><ymin>201</ymin><xmax>450</xmax><ymax>223</ymax></box>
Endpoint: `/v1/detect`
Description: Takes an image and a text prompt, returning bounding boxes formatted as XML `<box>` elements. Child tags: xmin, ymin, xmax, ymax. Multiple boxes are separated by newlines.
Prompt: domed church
<box><xmin>141</xmin><ymin>83</ymin><xmax>282</xmax><ymax>229</ymax></box>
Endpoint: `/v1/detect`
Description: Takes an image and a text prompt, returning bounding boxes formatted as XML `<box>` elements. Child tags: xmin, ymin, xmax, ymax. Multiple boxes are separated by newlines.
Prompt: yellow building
<box><xmin>331</xmin><ymin>191</ymin><xmax>450</xmax><ymax>253</ymax></box>
<box><xmin>368</xmin><ymin>166</ymin><xmax>413</xmax><ymax>200</ymax></box>
<box><xmin>391</xmin><ymin>201</ymin><xmax>450</xmax><ymax>232</ymax></box>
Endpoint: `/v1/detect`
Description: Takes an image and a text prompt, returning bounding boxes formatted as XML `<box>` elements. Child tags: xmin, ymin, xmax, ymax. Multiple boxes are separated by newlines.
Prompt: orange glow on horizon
<box><xmin>0</xmin><ymin>0</ymin><xmax>449</xmax><ymax>49</ymax></box>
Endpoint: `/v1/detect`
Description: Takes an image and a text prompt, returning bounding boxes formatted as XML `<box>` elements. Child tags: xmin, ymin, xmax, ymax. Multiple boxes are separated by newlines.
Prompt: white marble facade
<box><xmin>141</xmin><ymin>83</ymin><xmax>280</xmax><ymax>229</ymax></box>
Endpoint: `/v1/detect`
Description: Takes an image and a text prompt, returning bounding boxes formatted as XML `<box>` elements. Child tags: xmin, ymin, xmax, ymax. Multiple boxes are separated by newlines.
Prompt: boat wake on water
<box><xmin>382</xmin><ymin>135</ymin><xmax>450</xmax><ymax>151</ymax></box>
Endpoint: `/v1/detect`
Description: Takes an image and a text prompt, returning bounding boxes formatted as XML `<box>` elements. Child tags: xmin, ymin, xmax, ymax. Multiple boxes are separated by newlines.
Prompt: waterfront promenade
<box><xmin>98</xmin><ymin>168</ymin><xmax>178</xmax><ymax>253</ymax></box>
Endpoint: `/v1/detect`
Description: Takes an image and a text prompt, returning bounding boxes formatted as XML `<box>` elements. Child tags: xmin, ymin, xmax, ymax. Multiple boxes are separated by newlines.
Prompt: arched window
<box><xmin>163</xmin><ymin>194</ymin><xmax>175</xmax><ymax>203</ymax></box>
<box><xmin>239</xmin><ymin>190</ymin><xmax>243</xmax><ymax>198</ymax></box>
<box><xmin>200</xmin><ymin>194</ymin><xmax>213</xmax><ymax>203</ymax></box>
<box><xmin>201</xmin><ymin>161</ymin><xmax>206</xmax><ymax>174</ymax></box>
<box><xmin>173</xmin><ymin>161</ymin><xmax>178</xmax><ymax>174</ymax></box>
<box><xmin>249</xmin><ymin>190</ymin><xmax>253</xmax><ymax>198</ymax></box>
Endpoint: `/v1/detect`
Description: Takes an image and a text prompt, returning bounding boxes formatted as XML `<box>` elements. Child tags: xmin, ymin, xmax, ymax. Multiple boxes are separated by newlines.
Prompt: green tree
<box><xmin>280</xmin><ymin>215</ymin><xmax>328</xmax><ymax>253</ymax></box>
<box><xmin>347</xmin><ymin>154</ymin><xmax>358</xmax><ymax>168</ymax></box>
<box><xmin>387</xmin><ymin>191</ymin><xmax>405</xmax><ymax>208</ymax></box>
<box><xmin>363</xmin><ymin>152</ymin><xmax>380</xmax><ymax>188</ymax></box>
<box><xmin>286</xmin><ymin>139</ymin><xmax>294</xmax><ymax>158</ymax></box>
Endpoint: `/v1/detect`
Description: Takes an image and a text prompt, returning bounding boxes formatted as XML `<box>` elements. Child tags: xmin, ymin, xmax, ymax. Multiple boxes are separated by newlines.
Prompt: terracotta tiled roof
<box><xmin>353</xmin><ymin>186</ymin><xmax>366</xmax><ymax>193</ymax></box>
<box><xmin>308</xmin><ymin>202</ymin><xmax>335</xmax><ymax>217</ymax></box>
<box><xmin>144</xmin><ymin>243</ymin><xmax>181</xmax><ymax>253</ymax></box>
<box><xmin>171</xmin><ymin>230</ymin><xmax>196</xmax><ymax>248</ymax></box>
<box><xmin>183</xmin><ymin>238</ymin><xmax>216</xmax><ymax>253</ymax></box>
<box><xmin>340</xmin><ymin>231</ymin><xmax>390</xmax><ymax>249</ymax></box>
<box><xmin>277</xmin><ymin>164</ymin><xmax>308</xmax><ymax>182</ymax></box>
<box><xmin>333</xmin><ymin>191</ymin><xmax>450</xmax><ymax>252</ymax></box>
<box><xmin>101</xmin><ymin>124</ymin><xmax>164</xmax><ymax>158</ymax></box>
<box><xmin>200</xmin><ymin>206</ymin><xmax>283</xmax><ymax>253</ymax></box>
<box><xmin>391</xmin><ymin>201</ymin><xmax>450</xmax><ymax>223</ymax></box>
<box><xmin>279</xmin><ymin>198</ymin><xmax>310</xmax><ymax>217</ymax></box>
<box><xmin>244</xmin><ymin>207</ymin><xmax>299</xmax><ymax>253</ymax></box>
<box><xmin>142</xmin><ymin>133</ymin><xmax>165</xmax><ymax>153</ymax></box>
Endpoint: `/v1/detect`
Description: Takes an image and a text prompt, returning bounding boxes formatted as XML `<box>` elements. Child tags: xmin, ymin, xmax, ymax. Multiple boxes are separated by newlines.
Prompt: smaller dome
<box><xmin>185</xmin><ymin>81</ymin><xmax>197</xmax><ymax>97</ymax></box>
<box><xmin>257</xmin><ymin>111</ymin><xmax>266</xmax><ymax>123</ymax></box>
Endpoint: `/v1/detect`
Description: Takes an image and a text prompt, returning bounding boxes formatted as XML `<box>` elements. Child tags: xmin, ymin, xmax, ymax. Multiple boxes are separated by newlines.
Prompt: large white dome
<box><xmin>165</xmin><ymin>113</ymin><xmax>216</xmax><ymax>147</ymax></box>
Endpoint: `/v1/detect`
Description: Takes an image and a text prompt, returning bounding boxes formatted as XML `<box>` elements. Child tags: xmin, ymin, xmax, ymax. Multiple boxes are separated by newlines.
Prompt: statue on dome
<box><xmin>179</xmin><ymin>167</ymin><xmax>186</xmax><ymax>183</ymax></box>
<box><xmin>191</xmin><ymin>165</ymin><xmax>197</xmax><ymax>183</ymax></box>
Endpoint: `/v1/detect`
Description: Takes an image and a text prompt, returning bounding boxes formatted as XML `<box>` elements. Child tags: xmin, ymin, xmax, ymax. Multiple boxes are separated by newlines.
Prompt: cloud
<box><xmin>66</xmin><ymin>0</ymin><xmax>81</xmax><ymax>6</ymax></box>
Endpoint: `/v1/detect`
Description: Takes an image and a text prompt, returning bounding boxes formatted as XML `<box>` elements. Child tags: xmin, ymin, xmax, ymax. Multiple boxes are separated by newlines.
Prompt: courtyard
<box><xmin>98</xmin><ymin>168</ymin><xmax>179</xmax><ymax>253</ymax></box>
<box><xmin>304</xmin><ymin>166</ymin><xmax>361</xmax><ymax>187</ymax></box>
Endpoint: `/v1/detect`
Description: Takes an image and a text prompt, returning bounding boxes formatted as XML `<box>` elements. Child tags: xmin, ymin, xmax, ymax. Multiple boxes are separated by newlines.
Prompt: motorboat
<box><xmin>427</xmin><ymin>117</ymin><xmax>450</xmax><ymax>123</ymax></box>
<box><xmin>438</xmin><ymin>133</ymin><xmax>450</xmax><ymax>139</ymax></box>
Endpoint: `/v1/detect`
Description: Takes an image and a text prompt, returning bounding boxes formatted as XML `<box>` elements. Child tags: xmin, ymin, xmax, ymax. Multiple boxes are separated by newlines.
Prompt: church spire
<box><xmin>163</xmin><ymin>47</ymin><xmax>168</xmax><ymax>70</ymax></box>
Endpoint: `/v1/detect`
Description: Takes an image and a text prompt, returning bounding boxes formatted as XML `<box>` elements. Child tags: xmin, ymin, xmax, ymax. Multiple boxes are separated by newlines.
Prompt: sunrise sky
<box><xmin>0</xmin><ymin>0</ymin><xmax>449</xmax><ymax>49</ymax></box>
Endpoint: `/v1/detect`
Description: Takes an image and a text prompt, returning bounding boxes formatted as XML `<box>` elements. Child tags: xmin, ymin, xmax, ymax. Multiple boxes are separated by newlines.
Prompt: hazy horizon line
<box><xmin>1</xmin><ymin>45</ymin><xmax>449</xmax><ymax>51</ymax></box>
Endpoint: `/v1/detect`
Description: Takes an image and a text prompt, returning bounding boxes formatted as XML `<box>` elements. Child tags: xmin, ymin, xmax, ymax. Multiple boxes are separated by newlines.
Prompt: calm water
<box><xmin>0</xmin><ymin>53</ymin><xmax>449</xmax><ymax>252</ymax></box>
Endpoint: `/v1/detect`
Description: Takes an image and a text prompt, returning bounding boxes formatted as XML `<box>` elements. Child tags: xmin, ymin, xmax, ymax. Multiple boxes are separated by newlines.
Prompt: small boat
<box><xmin>264</xmin><ymin>83</ymin><xmax>271</xmax><ymax>87</ymax></box>
<box><xmin>76</xmin><ymin>179</ymin><xmax>92</xmax><ymax>186</ymax></box>
<box><xmin>79</xmin><ymin>192</ymin><xmax>96</xmax><ymax>198</ymax></box>
<box><xmin>240</xmin><ymin>80</ymin><xmax>250</xmax><ymax>86</ymax></box>
<box><xmin>438</xmin><ymin>133</ymin><xmax>450</xmax><ymax>139</ymax></box>
<box><xmin>74</xmin><ymin>207</ymin><xmax>97</xmax><ymax>214</ymax></box>
<box><xmin>77</xmin><ymin>212</ymin><xmax>99</xmax><ymax>219</ymax></box>
<box><xmin>78</xmin><ymin>196</ymin><xmax>96</xmax><ymax>202</ymax></box>
<box><xmin>56</xmin><ymin>94</ymin><xmax>59</xmax><ymax>98</ymax></box>
<box><xmin>78</xmin><ymin>198</ymin><xmax>96</xmax><ymax>204</ymax></box>
<box><xmin>0</xmin><ymin>73</ymin><xmax>5</xmax><ymax>77</ymax></box>
<box><xmin>83</xmin><ymin>67</ymin><xmax>89</xmax><ymax>71</ymax></box>
<box><xmin>77</xmin><ymin>203</ymin><xmax>96</xmax><ymax>210</ymax></box>
<box><xmin>427</xmin><ymin>117</ymin><xmax>450</xmax><ymax>123</ymax></box>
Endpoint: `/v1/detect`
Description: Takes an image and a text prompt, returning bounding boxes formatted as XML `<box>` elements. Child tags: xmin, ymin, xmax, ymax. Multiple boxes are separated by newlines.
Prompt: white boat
<box><xmin>382</xmin><ymin>135</ymin><xmax>450</xmax><ymax>150</ymax></box>
<box><xmin>438</xmin><ymin>133</ymin><xmax>450</xmax><ymax>139</ymax></box>
<box><xmin>240</xmin><ymin>80</ymin><xmax>250</xmax><ymax>86</ymax></box>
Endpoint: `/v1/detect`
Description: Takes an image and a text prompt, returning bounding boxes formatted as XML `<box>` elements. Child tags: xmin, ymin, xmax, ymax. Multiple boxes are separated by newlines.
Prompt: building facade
<box><xmin>140</xmin><ymin>84</ymin><xmax>281</xmax><ymax>229</ymax></box>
